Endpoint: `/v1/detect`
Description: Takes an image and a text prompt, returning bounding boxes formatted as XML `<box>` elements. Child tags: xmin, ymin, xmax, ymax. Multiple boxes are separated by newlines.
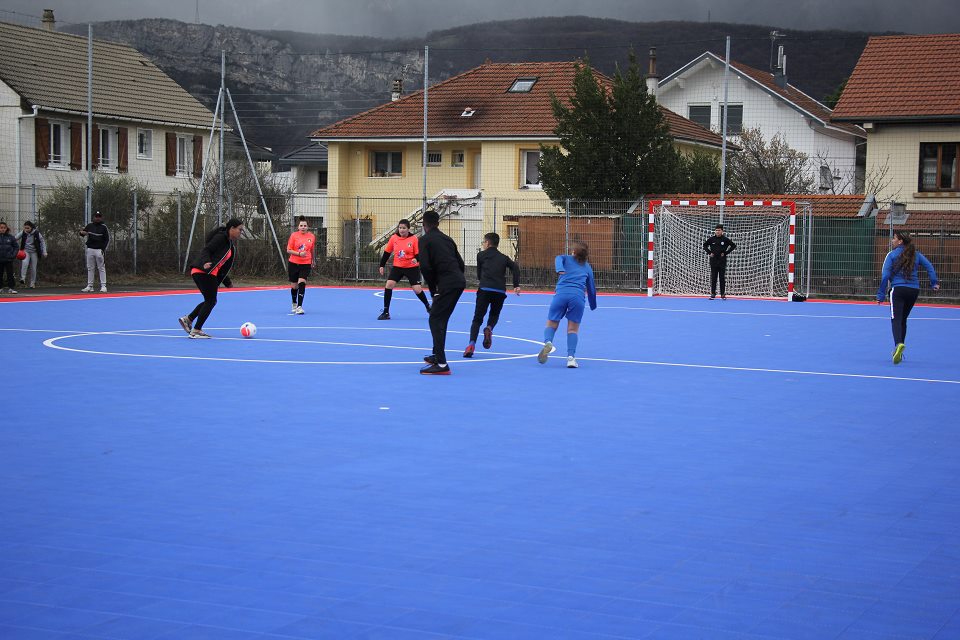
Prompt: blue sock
<box><xmin>469</xmin><ymin>340</ymin><xmax>476</xmax><ymax>347</ymax></box>
<box><xmin>567</xmin><ymin>332</ymin><xmax>578</xmax><ymax>357</ymax></box>
<box><xmin>544</xmin><ymin>326</ymin><xmax>557</xmax><ymax>343</ymax></box>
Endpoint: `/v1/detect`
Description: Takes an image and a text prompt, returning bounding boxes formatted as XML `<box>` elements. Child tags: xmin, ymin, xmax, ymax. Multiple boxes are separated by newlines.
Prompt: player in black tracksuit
<box><xmin>418</xmin><ymin>210</ymin><xmax>465</xmax><ymax>374</ymax></box>
<box><xmin>703</xmin><ymin>224</ymin><xmax>737</xmax><ymax>299</ymax></box>
<box><xmin>179</xmin><ymin>218</ymin><xmax>243</xmax><ymax>338</ymax></box>
<box><xmin>463</xmin><ymin>232</ymin><xmax>520</xmax><ymax>358</ymax></box>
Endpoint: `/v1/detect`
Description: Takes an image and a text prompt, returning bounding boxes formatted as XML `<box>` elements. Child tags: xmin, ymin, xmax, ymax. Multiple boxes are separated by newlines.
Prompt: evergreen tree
<box><xmin>539</xmin><ymin>54</ymin><xmax>683</xmax><ymax>205</ymax></box>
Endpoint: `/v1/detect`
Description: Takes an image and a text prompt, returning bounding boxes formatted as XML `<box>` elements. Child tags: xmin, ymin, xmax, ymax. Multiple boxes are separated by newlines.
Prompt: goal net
<box><xmin>647</xmin><ymin>200</ymin><xmax>796</xmax><ymax>300</ymax></box>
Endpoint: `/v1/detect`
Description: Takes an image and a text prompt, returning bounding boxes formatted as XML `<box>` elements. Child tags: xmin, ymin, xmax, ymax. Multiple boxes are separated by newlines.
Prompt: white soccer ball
<box><xmin>240</xmin><ymin>322</ymin><xmax>257</xmax><ymax>338</ymax></box>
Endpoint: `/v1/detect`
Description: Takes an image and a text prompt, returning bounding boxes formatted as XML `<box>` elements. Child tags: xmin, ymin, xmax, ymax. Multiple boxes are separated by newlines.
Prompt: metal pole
<box><xmin>87</xmin><ymin>25</ymin><xmax>94</xmax><ymax>225</ymax></box>
<box><xmin>422</xmin><ymin>45</ymin><xmax>429</xmax><ymax>214</ymax></box>
<box><xmin>355</xmin><ymin>196</ymin><xmax>361</xmax><ymax>281</ymax></box>
<box><xmin>492</xmin><ymin>197</ymin><xmax>497</xmax><ymax>234</ymax></box>
<box><xmin>176</xmin><ymin>190</ymin><xmax>182</xmax><ymax>269</ymax></box>
<box><xmin>182</xmin><ymin>88</ymin><xmax>224</xmax><ymax>272</ymax></box>
<box><xmin>805</xmin><ymin>205</ymin><xmax>813</xmax><ymax>298</ymax></box>
<box><xmin>565</xmin><ymin>198</ymin><xmax>570</xmax><ymax>253</ymax></box>
<box><xmin>132</xmin><ymin>190</ymin><xmax>138</xmax><ymax>275</ymax></box>
<box><xmin>719</xmin><ymin>35</ymin><xmax>731</xmax><ymax>224</ymax></box>
<box><xmin>218</xmin><ymin>50</ymin><xmax>226</xmax><ymax>227</ymax></box>
<box><xmin>31</xmin><ymin>184</ymin><xmax>37</xmax><ymax>220</ymax></box>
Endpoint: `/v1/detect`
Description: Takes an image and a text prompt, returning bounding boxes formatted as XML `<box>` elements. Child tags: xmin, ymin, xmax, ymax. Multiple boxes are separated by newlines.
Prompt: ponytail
<box><xmin>893</xmin><ymin>231</ymin><xmax>916</xmax><ymax>277</ymax></box>
<box><xmin>571</xmin><ymin>240</ymin><xmax>589</xmax><ymax>265</ymax></box>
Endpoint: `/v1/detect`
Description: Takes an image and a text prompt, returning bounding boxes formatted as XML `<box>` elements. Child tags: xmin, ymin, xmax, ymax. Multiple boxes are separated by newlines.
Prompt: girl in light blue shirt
<box><xmin>537</xmin><ymin>240</ymin><xmax>597</xmax><ymax>368</ymax></box>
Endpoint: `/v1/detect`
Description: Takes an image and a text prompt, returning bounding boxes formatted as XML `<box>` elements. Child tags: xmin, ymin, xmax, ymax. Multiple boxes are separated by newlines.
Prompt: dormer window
<box><xmin>461</xmin><ymin>107</ymin><xmax>476</xmax><ymax>117</ymax></box>
<box><xmin>509</xmin><ymin>77</ymin><xmax>537</xmax><ymax>93</ymax></box>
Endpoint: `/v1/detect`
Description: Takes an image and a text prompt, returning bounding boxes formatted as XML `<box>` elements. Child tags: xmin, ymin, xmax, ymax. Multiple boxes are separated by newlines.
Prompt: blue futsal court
<box><xmin>1</xmin><ymin>286</ymin><xmax>959</xmax><ymax>639</ymax></box>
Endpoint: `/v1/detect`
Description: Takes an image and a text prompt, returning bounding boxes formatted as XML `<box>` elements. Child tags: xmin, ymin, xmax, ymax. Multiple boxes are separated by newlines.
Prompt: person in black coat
<box><xmin>0</xmin><ymin>221</ymin><xmax>19</xmax><ymax>294</ymax></box>
<box><xmin>418</xmin><ymin>210</ymin><xmax>465</xmax><ymax>374</ymax></box>
<box><xmin>179</xmin><ymin>218</ymin><xmax>243</xmax><ymax>338</ymax></box>
<box><xmin>463</xmin><ymin>232</ymin><xmax>520</xmax><ymax>357</ymax></box>
<box><xmin>703</xmin><ymin>224</ymin><xmax>737</xmax><ymax>299</ymax></box>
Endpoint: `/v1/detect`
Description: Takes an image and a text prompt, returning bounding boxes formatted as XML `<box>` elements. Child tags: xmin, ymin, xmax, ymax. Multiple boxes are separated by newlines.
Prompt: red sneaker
<box><xmin>482</xmin><ymin>327</ymin><xmax>493</xmax><ymax>349</ymax></box>
<box><xmin>463</xmin><ymin>344</ymin><xmax>475</xmax><ymax>358</ymax></box>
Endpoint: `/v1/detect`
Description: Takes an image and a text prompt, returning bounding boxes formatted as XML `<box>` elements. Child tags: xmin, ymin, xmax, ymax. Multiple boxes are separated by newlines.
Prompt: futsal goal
<box><xmin>647</xmin><ymin>200</ymin><xmax>796</xmax><ymax>300</ymax></box>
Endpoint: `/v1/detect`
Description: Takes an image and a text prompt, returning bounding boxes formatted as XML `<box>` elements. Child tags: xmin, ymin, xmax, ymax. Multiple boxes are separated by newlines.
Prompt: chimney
<box><xmin>391</xmin><ymin>78</ymin><xmax>402</xmax><ymax>102</ymax></box>
<box><xmin>772</xmin><ymin>44</ymin><xmax>788</xmax><ymax>89</ymax></box>
<box><xmin>41</xmin><ymin>9</ymin><xmax>55</xmax><ymax>31</ymax></box>
<box><xmin>645</xmin><ymin>47</ymin><xmax>659</xmax><ymax>99</ymax></box>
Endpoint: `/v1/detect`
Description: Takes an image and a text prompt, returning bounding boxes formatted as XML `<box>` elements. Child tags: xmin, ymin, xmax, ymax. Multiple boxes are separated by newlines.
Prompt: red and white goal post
<box><xmin>646</xmin><ymin>200</ymin><xmax>797</xmax><ymax>300</ymax></box>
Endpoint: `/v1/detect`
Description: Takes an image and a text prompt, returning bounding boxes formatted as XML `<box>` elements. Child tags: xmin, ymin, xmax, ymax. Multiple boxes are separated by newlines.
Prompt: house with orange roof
<box><xmin>305</xmin><ymin>61</ymin><xmax>726</xmax><ymax>260</ymax></box>
<box><xmin>831</xmin><ymin>33</ymin><xmax>960</xmax><ymax>210</ymax></box>
<box><xmin>656</xmin><ymin>51</ymin><xmax>865</xmax><ymax>195</ymax></box>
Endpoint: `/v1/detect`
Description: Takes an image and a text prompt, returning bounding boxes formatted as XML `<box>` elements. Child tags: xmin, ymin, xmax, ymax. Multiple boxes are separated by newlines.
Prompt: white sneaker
<box><xmin>100</xmin><ymin>286</ymin><xmax>108</xmax><ymax>293</ymax></box>
<box><xmin>567</xmin><ymin>356</ymin><xmax>579</xmax><ymax>369</ymax></box>
<box><xmin>294</xmin><ymin>306</ymin><xmax>305</xmax><ymax>315</ymax></box>
<box><xmin>291</xmin><ymin>302</ymin><xmax>298</xmax><ymax>313</ymax></box>
<box><xmin>81</xmin><ymin>286</ymin><xmax>94</xmax><ymax>292</ymax></box>
<box><xmin>537</xmin><ymin>341</ymin><xmax>553</xmax><ymax>364</ymax></box>
<box><xmin>8</xmin><ymin>289</ymin><xmax>17</xmax><ymax>295</ymax></box>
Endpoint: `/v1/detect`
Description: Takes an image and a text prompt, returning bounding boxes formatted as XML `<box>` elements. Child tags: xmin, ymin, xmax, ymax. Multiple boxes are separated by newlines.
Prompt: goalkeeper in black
<box><xmin>703</xmin><ymin>224</ymin><xmax>736</xmax><ymax>299</ymax></box>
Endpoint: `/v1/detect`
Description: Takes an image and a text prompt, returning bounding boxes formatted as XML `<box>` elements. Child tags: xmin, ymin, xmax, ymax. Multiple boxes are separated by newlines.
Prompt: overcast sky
<box><xmin>1</xmin><ymin>0</ymin><xmax>958</xmax><ymax>37</ymax></box>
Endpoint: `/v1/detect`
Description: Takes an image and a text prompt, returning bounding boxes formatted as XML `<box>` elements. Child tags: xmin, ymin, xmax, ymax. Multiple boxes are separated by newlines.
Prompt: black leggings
<box><xmin>189</xmin><ymin>273</ymin><xmax>219</xmax><ymax>329</ymax></box>
<box><xmin>428</xmin><ymin>287</ymin><xmax>464</xmax><ymax>365</ymax></box>
<box><xmin>710</xmin><ymin>259</ymin><xmax>727</xmax><ymax>296</ymax></box>
<box><xmin>470</xmin><ymin>290</ymin><xmax>506</xmax><ymax>342</ymax></box>
<box><xmin>0</xmin><ymin>261</ymin><xmax>14</xmax><ymax>289</ymax></box>
<box><xmin>890</xmin><ymin>286</ymin><xmax>919</xmax><ymax>346</ymax></box>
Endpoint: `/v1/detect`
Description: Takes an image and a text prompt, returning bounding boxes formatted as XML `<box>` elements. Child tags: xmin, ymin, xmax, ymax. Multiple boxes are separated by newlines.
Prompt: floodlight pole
<box><xmin>86</xmin><ymin>24</ymin><xmax>93</xmax><ymax>224</ymax></box>
<box><xmin>218</xmin><ymin>50</ymin><xmax>226</xmax><ymax>226</ymax></box>
<box><xmin>719</xmin><ymin>36</ymin><xmax>731</xmax><ymax>224</ymax></box>
<box><xmin>422</xmin><ymin>45</ymin><xmax>429</xmax><ymax>215</ymax></box>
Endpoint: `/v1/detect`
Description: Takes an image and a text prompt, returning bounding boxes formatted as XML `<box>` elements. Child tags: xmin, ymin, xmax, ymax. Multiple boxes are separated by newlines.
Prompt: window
<box><xmin>370</xmin><ymin>151</ymin><xmax>402</xmax><ymax>177</ymax></box>
<box><xmin>919</xmin><ymin>143</ymin><xmax>959</xmax><ymax>192</ymax></box>
<box><xmin>48</xmin><ymin>121</ymin><xmax>68</xmax><ymax>167</ymax></box>
<box><xmin>426</xmin><ymin>150</ymin><xmax>442</xmax><ymax>166</ymax></box>
<box><xmin>509</xmin><ymin>77</ymin><xmax>538</xmax><ymax>92</ymax></box>
<box><xmin>719</xmin><ymin>104</ymin><xmax>743</xmax><ymax>135</ymax></box>
<box><xmin>317</xmin><ymin>170</ymin><xmax>328</xmax><ymax>191</ymax></box>
<box><xmin>176</xmin><ymin>134</ymin><xmax>194</xmax><ymax>177</ymax></box>
<box><xmin>520</xmin><ymin>149</ymin><xmax>542</xmax><ymax>189</ymax></box>
<box><xmin>137</xmin><ymin>129</ymin><xmax>153</xmax><ymax>159</ymax></box>
<box><xmin>451</xmin><ymin>150</ymin><xmax>465</xmax><ymax>167</ymax></box>
<box><xmin>98</xmin><ymin>126</ymin><xmax>118</xmax><ymax>171</ymax></box>
<box><xmin>688</xmin><ymin>105</ymin><xmax>711</xmax><ymax>130</ymax></box>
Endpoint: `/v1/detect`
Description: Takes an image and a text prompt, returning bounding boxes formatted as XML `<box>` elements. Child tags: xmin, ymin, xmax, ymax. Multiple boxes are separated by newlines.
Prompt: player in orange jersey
<box><xmin>286</xmin><ymin>216</ymin><xmax>316</xmax><ymax>315</ymax></box>
<box><xmin>377</xmin><ymin>218</ymin><xmax>431</xmax><ymax>320</ymax></box>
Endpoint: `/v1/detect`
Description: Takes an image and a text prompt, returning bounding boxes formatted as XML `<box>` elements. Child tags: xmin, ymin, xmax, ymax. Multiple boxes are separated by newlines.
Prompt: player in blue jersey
<box><xmin>537</xmin><ymin>240</ymin><xmax>597</xmax><ymax>368</ymax></box>
<box><xmin>877</xmin><ymin>230</ymin><xmax>939</xmax><ymax>364</ymax></box>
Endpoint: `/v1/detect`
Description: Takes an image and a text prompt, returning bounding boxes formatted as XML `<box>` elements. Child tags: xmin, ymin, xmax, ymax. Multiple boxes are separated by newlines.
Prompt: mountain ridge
<box><xmin>59</xmin><ymin>16</ymin><xmax>890</xmax><ymax>156</ymax></box>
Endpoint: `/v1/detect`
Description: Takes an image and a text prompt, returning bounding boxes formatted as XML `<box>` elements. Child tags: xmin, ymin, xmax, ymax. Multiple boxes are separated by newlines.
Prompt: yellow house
<box><xmin>310</xmin><ymin>61</ymin><xmax>726</xmax><ymax>262</ymax></box>
<box><xmin>832</xmin><ymin>34</ymin><xmax>960</xmax><ymax>210</ymax></box>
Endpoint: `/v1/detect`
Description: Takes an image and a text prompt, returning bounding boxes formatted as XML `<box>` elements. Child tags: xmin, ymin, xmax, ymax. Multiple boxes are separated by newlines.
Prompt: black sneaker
<box><xmin>482</xmin><ymin>327</ymin><xmax>493</xmax><ymax>349</ymax></box>
<box><xmin>420</xmin><ymin>363</ymin><xmax>451</xmax><ymax>375</ymax></box>
<box><xmin>423</xmin><ymin>355</ymin><xmax>437</xmax><ymax>364</ymax></box>
<box><xmin>377</xmin><ymin>309</ymin><xmax>390</xmax><ymax>320</ymax></box>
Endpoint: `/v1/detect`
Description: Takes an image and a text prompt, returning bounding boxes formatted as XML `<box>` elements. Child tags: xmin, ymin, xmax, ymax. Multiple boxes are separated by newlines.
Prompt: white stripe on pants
<box><xmin>85</xmin><ymin>248</ymin><xmax>106</xmax><ymax>287</ymax></box>
<box><xmin>19</xmin><ymin>250</ymin><xmax>38</xmax><ymax>286</ymax></box>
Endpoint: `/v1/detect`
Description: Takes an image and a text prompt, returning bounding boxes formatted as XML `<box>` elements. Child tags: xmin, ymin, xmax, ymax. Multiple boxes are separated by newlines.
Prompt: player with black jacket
<box><xmin>179</xmin><ymin>218</ymin><xmax>243</xmax><ymax>339</ymax></box>
<box><xmin>703</xmin><ymin>224</ymin><xmax>737</xmax><ymax>299</ymax></box>
<box><xmin>463</xmin><ymin>232</ymin><xmax>520</xmax><ymax>357</ymax></box>
<box><xmin>418</xmin><ymin>210</ymin><xmax>465</xmax><ymax>374</ymax></box>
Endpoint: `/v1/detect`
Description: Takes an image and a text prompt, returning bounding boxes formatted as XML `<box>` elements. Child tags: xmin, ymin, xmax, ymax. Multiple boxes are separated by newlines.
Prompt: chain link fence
<box><xmin>2</xmin><ymin>184</ymin><xmax>957</xmax><ymax>301</ymax></box>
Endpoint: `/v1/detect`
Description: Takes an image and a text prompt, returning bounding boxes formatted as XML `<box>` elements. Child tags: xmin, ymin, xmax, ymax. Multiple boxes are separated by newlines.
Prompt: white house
<box><xmin>656</xmin><ymin>51</ymin><xmax>865</xmax><ymax>194</ymax></box>
<box><xmin>0</xmin><ymin>16</ymin><xmax>220</xmax><ymax>219</ymax></box>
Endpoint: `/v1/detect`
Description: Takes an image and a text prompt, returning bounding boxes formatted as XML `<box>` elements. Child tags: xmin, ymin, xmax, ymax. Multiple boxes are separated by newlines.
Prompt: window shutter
<box><xmin>165</xmin><ymin>132</ymin><xmax>176</xmax><ymax>176</ymax></box>
<box><xmin>193</xmin><ymin>135</ymin><xmax>203</xmax><ymax>178</ymax></box>
<box><xmin>117</xmin><ymin>127</ymin><xmax>129</xmax><ymax>173</ymax></box>
<box><xmin>35</xmin><ymin>118</ymin><xmax>49</xmax><ymax>168</ymax></box>
<box><xmin>69</xmin><ymin>122</ymin><xmax>83</xmax><ymax>170</ymax></box>
<box><xmin>91</xmin><ymin>124</ymin><xmax>100</xmax><ymax>168</ymax></box>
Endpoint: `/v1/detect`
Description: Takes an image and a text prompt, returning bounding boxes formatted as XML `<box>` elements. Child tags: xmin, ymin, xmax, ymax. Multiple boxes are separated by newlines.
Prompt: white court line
<box><xmin>565</xmin><ymin>355</ymin><xmax>960</xmax><ymax>385</ymax></box>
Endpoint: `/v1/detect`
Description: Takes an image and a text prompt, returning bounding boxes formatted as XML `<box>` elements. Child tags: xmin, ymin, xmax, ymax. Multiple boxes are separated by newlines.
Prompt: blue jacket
<box><xmin>877</xmin><ymin>246</ymin><xmax>938</xmax><ymax>300</ymax></box>
<box><xmin>0</xmin><ymin>231</ymin><xmax>17</xmax><ymax>261</ymax></box>
<box><xmin>555</xmin><ymin>254</ymin><xmax>597</xmax><ymax>310</ymax></box>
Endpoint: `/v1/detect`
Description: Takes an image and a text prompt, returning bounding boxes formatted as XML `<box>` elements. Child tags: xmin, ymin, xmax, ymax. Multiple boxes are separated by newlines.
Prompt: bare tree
<box><xmin>728</xmin><ymin>127</ymin><xmax>815</xmax><ymax>195</ymax></box>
